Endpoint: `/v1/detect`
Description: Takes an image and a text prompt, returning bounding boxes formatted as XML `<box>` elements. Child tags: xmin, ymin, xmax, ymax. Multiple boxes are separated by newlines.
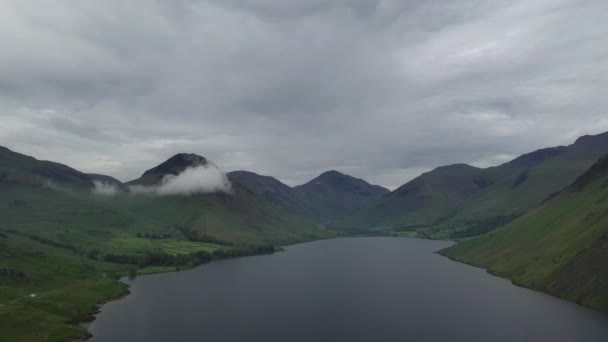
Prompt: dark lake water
<box><xmin>89</xmin><ymin>237</ymin><xmax>608</xmax><ymax>342</ymax></box>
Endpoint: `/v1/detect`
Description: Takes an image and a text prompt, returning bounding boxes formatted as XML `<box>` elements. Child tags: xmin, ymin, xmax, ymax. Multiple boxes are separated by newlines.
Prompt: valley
<box><xmin>1</xmin><ymin>131</ymin><xmax>608</xmax><ymax>341</ymax></box>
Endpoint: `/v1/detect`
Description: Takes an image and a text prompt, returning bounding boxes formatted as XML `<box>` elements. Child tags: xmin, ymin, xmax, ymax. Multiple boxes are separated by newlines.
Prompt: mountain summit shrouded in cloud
<box><xmin>93</xmin><ymin>154</ymin><xmax>233</xmax><ymax>196</ymax></box>
<box><xmin>1</xmin><ymin>0</ymin><xmax>608</xmax><ymax>188</ymax></box>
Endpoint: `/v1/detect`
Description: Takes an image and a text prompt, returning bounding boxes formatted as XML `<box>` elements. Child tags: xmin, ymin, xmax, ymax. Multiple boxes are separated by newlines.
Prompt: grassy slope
<box><xmin>0</xmin><ymin>233</ymin><xmax>130</xmax><ymax>341</ymax></box>
<box><xmin>342</xmin><ymin>164</ymin><xmax>484</xmax><ymax>232</ymax></box>
<box><xmin>106</xmin><ymin>184</ymin><xmax>330</xmax><ymax>246</ymax></box>
<box><xmin>431</xmin><ymin>141</ymin><xmax>606</xmax><ymax>237</ymax></box>
<box><xmin>440</xmin><ymin>156</ymin><xmax>608</xmax><ymax>312</ymax></box>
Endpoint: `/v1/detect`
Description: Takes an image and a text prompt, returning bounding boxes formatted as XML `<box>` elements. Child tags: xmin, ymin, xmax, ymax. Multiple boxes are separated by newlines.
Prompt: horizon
<box><xmin>4</xmin><ymin>129</ymin><xmax>606</xmax><ymax>191</ymax></box>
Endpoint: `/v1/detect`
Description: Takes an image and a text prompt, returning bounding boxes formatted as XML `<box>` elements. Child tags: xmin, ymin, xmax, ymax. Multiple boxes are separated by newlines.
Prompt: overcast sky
<box><xmin>1</xmin><ymin>0</ymin><xmax>608</xmax><ymax>189</ymax></box>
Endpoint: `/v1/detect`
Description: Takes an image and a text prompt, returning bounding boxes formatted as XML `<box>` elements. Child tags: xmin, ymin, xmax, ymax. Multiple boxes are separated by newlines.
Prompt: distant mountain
<box><xmin>0</xmin><ymin>146</ymin><xmax>93</xmax><ymax>189</ymax></box>
<box><xmin>294</xmin><ymin>170</ymin><xmax>390</xmax><ymax>222</ymax></box>
<box><xmin>342</xmin><ymin>164</ymin><xmax>485</xmax><ymax>232</ymax></box>
<box><xmin>441</xmin><ymin>154</ymin><xmax>608</xmax><ymax>313</ymax></box>
<box><xmin>87</xmin><ymin>173</ymin><xmax>122</xmax><ymax>186</ymax></box>
<box><xmin>350</xmin><ymin>131</ymin><xmax>608</xmax><ymax>237</ymax></box>
<box><xmin>227</xmin><ymin>170</ymin><xmax>316</xmax><ymax>219</ymax></box>
<box><xmin>436</xmin><ymin>131</ymin><xmax>608</xmax><ymax>237</ymax></box>
<box><xmin>128</xmin><ymin>153</ymin><xmax>210</xmax><ymax>185</ymax></box>
<box><xmin>229</xmin><ymin>169</ymin><xmax>390</xmax><ymax>223</ymax></box>
<box><xmin>122</xmin><ymin>153</ymin><xmax>328</xmax><ymax>243</ymax></box>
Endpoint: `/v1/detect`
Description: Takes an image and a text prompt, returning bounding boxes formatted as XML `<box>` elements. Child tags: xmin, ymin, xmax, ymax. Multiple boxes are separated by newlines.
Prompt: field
<box><xmin>103</xmin><ymin>238</ymin><xmax>223</xmax><ymax>256</ymax></box>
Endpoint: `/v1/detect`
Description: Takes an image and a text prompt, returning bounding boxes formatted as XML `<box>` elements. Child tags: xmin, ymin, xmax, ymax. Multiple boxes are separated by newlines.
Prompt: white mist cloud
<box><xmin>125</xmin><ymin>165</ymin><xmax>232</xmax><ymax>196</ymax></box>
<box><xmin>156</xmin><ymin>165</ymin><xmax>232</xmax><ymax>195</ymax></box>
<box><xmin>92</xmin><ymin>181</ymin><xmax>119</xmax><ymax>195</ymax></box>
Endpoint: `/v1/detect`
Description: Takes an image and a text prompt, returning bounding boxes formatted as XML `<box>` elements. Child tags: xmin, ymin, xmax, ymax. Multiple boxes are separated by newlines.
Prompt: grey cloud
<box><xmin>1</xmin><ymin>0</ymin><xmax>608</xmax><ymax>189</ymax></box>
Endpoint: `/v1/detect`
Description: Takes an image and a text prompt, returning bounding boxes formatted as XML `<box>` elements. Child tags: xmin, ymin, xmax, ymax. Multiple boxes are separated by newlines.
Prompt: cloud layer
<box><xmin>2</xmin><ymin>0</ymin><xmax>608</xmax><ymax>189</ymax></box>
<box><xmin>156</xmin><ymin>166</ymin><xmax>232</xmax><ymax>195</ymax></box>
<box><xmin>94</xmin><ymin>164</ymin><xmax>232</xmax><ymax>196</ymax></box>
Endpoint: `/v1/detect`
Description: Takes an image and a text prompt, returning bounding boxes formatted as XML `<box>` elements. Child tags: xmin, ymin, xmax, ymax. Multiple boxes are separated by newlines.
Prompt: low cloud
<box><xmin>92</xmin><ymin>181</ymin><xmax>120</xmax><ymax>196</ymax></box>
<box><xmin>156</xmin><ymin>165</ymin><xmax>232</xmax><ymax>195</ymax></box>
<box><xmin>125</xmin><ymin>165</ymin><xmax>233</xmax><ymax>196</ymax></box>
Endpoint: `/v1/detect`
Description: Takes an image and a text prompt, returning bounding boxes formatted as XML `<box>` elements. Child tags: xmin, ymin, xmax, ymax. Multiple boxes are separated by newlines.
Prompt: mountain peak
<box><xmin>318</xmin><ymin>170</ymin><xmax>347</xmax><ymax>179</ymax></box>
<box><xmin>142</xmin><ymin>153</ymin><xmax>209</xmax><ymax>177</ymax></box>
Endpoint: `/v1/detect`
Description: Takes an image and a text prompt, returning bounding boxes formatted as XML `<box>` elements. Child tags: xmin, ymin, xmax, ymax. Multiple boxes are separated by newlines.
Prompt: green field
<box><xmin>103</xmin><ymin>238</ymin><xmax>222</xmax><ymax>256</ymax></box>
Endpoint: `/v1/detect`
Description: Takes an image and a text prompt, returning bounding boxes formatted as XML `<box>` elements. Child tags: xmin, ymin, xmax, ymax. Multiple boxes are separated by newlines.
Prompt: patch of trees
<box><xmin>393</xmin><ymin>224</ymin><xmax>428</xmax><ymax>232</ymax></box>
<box><xmin>102</xmin><ymin>250</ymin><xmax>214</xmax><ymax>268</ymax></box>
<box><xmin>136</xmin><ymin>232</ymin><xmax>172</xmax><ymax>239</ymax></box>
<box><xmin>212</xmin><ymin>244</ymin><xmax>275</xmax><ymax>259</ymax></box>
<box><xmin>453</xmin><ymin>214</ymin><xmax>520</xmax><ymax>238</ymax></box>
<box><xmin>7</xmin><ymin>199</ymin><xmax>28</xmax><ymax>208</ymax></box>
<box><xmin>0</xmin><ymin>268</ymin><xmax>29</xmax><ymax>283</ymax></box>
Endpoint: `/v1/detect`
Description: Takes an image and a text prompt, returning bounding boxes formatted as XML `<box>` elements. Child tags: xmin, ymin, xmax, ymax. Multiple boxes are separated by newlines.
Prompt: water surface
<box><xmin>90</xmin><ymin>237</ymin><xmax>608</xmax><ymax>341</ymax></box>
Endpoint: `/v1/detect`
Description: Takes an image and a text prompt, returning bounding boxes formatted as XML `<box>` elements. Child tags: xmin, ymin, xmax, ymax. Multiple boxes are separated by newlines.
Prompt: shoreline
<box><xmin>436</xmin><ymin>248</ymin><xmax>608</xmax><ymax>316</ymax></box>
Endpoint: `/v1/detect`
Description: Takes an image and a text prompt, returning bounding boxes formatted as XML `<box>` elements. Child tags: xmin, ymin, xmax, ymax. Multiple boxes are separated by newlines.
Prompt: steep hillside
<box><xmin>350</xmin><ymin>131</ymin><xmax>608</xmax><ymax>237</ymax></box>
<box><xmin>441</xmin><ymin>155</ymin><xmax>608</xmax><ymax>312</ymax></box>
<box><xmin>0</xmin><ymin>146</ymin><xmax>93</xmax><ymax>190</ymax></box>
<box><xmin>294</xmin><ymin>170</ymin><xmax>390</xmax><ymax>222</ymax></box>
<box><xmin>343</xmin><ymin>164</ymin><xmax>485</xmax><ymax>232</ymax></box>
<box><xmin>433</xmin><ymin>131</ymin><xmax>608</xmax><ymax>237</ymax></box>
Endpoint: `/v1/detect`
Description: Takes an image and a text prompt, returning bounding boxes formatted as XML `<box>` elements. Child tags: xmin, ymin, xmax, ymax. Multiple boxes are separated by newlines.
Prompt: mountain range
<box><xmin>228</xmin><ymin>169</ymin><xmax>389</xmax><ymax>223</ymax></box>
<box><xmin>344</xmin><ymin>132</ymin><xmax>608</xmax><ymax>238</ymax></box>
<box><xmin>2</xmin><ymin>130</ymin><xmax>608</xmax><ymax>340</ymax></box>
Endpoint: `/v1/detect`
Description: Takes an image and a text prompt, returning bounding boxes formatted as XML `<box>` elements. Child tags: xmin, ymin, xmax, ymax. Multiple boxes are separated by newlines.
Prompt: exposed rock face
<box><xmin>142</xmin><ymin>153</ymin><xmax>209</xmax><ymax>177</ymax></box>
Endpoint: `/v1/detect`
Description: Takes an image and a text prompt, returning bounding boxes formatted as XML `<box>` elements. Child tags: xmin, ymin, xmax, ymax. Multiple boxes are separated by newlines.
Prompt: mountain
<box><xmin>350</xmin><ymin>131</ymin><xmax>608</xmax><ymax>237</ymax></box>
<box><xmin>227</xmin><ymin>170</ymin><xmax>316</xmax><ymax>219</ymax></box>
<box><xmin>294</xmin><ymin>170</ymin><xmax>390</xmax><ymax>222</ymax></box>
<box><xmin>229</xmin><ymin>169</ymin><xmax>390</xmax><ymax>223</ymax></box>
<box><xmin>128</xmin><ymin>153</ymin><xmax>210</xmax><ymax>186</ymax></box>
<box><xmin>342</xmin><ymin>164</ymin><xmax>485</xmax><ymax>232</ymax></box>
<box><xmin>0</xmin><ymin>146</ymin><xmax>93</xmax><ymax>190</ymax></box>
<box><xmin>434</xmin><ymin>131</ymin><xmax>608</xmax><ymax>237</ymax></box>
<box><xmin>440</xmin><ymin>154</ymin><xmax>608</xmax><ymax>313</ymax></box>
<box><xmin>120</xmin><ymin>153</ymin><xmax>330</xmax><ymax>244</ymax></box>
<box><xmin>87</xmin><ymin>173</ymin><xmax>123</xmax><ymax>186</ymax></box>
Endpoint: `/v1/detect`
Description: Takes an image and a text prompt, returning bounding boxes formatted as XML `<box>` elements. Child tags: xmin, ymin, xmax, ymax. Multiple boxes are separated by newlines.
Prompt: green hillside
<box><xmin>349</xmin><ymin>132</ymin><xmax>608</xmax><ymax>238</ymax></box>
<box><xmin>341</xmin><ymin>164</ymin><xmax>485</xmax><ymax>233</ymax></box>
<box><xmin>441</xmin><ymin>155</ymin><xmax>608</xmax><ymax>312</ymax></box>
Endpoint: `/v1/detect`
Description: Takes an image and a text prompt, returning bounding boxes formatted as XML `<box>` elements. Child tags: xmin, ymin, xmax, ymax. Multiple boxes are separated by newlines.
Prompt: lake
<box><xmin>89</xmin><ymin>237</ymin><xmax>608</xmax><ymax>341</ymax></box>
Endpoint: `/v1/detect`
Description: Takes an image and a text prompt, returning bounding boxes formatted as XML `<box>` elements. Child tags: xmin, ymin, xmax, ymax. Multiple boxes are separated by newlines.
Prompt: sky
<box><xmin>1</xmin><ymin>0</ymin><xmax>608</xmax><ymax>189</ymax></box>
